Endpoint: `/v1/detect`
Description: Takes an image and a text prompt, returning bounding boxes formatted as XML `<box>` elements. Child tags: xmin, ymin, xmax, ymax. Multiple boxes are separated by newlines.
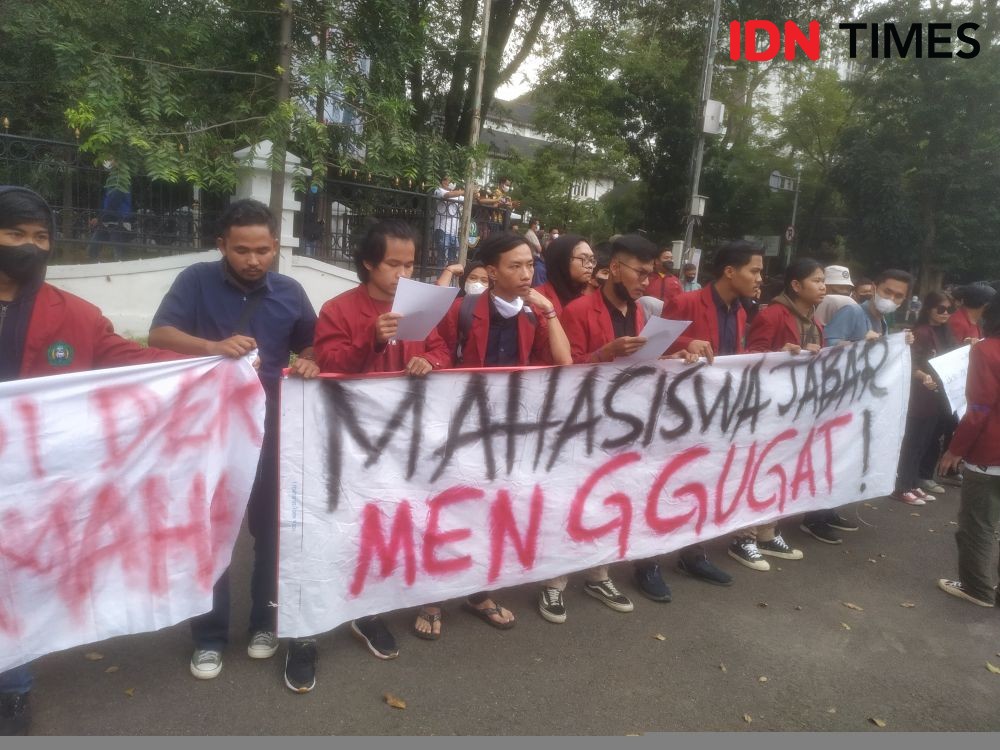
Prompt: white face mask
<box><xmin>465</xmin><ymin>280</ymin><xmax>488</xmax><ymax>296</ymax></box>
<box><xmin>873</xmin><ymin>294</ymin><xmax>900</xmax><ymax>314</ymax></box>
<box><xmin>491</xmin><ymin>293</ymin><xmax>524</xmax><ymax>319</ymax></box>
<box><xmin>447</xmin><ymin>182</ymin><xmax>456</xmax><ymax>190</ymax></box>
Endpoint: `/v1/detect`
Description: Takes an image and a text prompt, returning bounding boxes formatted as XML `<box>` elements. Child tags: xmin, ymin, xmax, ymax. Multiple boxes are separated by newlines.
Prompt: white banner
<box><xmin>279</xmin><ymin>335</ymin><xmax>911</xmax><ymax>638</ymax></box>
<box><xmin>928</xmin><ymin>344</ymin><xmax>970</xmax><ymax>418</ymax></box>
<box><xmin>0</xmin><ymin>356</ymin><xmax>266</xmax><ymax>673</ymax></box>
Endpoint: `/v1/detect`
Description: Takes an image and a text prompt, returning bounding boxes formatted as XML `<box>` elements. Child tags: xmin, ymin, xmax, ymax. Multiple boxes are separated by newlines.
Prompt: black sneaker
<box><xmin>538</xmin><ymin>587</ymin><xmax>567</xmax><ymax>623</ymax></box>
<box><xmin>827</xmin><ymin>511</ymin><xmax>859</xmax><ymax>532</ymax></box>
<box><xmin>676</xmin><ymin>554</ymin><xmax>734</xmax><ymax>586</ymax></box>
<box><xmin>584</xmin><ymin>579</ymin><xmax>634</xmax><ymax>612</ymax></box>
<box><xmin>728</xmin><ymin>537</ymin><xmax>770</xmax><ymax>571</ymax></box>
<box><xmin>800</xmin><ymin>521</ymin><xmax>842</xmax><ymax>545</ymax></box>
<box><xmin>757</xmin><ymin>533</ymin><xmax>803</xmax><ymax>560</ymax></box>
<box><xmin>633</xmin><ymin>562</ymin><xmax>672</xmax><ymax>602</ymax></box>
<box><xmin>351</xmin><ymin>616</ymin><xmax>399</xmax><ymax>660</ymax></box>
<box><xmin>0</xmin><ymin>692</ymin><xmax>30</xmax><ymax>736</ymax></box>
<box><xmin>283</xmin><ymin>640</ymin><xmax>317</xmax><ymax>694</ymax></box>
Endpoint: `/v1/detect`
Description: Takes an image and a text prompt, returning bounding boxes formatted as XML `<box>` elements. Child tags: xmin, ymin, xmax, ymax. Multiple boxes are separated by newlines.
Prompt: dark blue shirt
<box><xmin>151</xmin><ymin>261</ymin><xmax>317</xmax><ymax>394</ymax></box>
<box><xmin>485</xmin><ymin>297</ymin><xmax>521</xmax><ymax>367</ymax></box>
<box><xmin>711</xmin><ymin>285</ymin><xmax>740</xmax><ymax>356</ymax></box>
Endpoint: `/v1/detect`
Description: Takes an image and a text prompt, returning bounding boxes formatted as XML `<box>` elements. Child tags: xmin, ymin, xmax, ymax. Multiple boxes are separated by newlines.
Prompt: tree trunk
<box><xmin>443</xmin><ymin>0</ymin><xmax>479</xmax><ymax>142</ymax></box>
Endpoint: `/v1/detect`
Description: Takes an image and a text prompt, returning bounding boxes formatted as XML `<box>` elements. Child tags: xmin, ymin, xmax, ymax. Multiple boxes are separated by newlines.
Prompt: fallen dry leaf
<box><xmin>742</xmin><ymin>713</ymin><xmax>753</xmax><ymax>724</ymax></box>
<box><xmin>794</xmin><ymin>605</ymin><xmax>803</xmax><ymax>611</ymax></box>
<box><xmin>869</xmin><ymin>717</ymin><xmax>887</xmax><ymax>728</ymax></box>
<box><xmin>104</xmin><ymin>666</ymin><xmax>119</xmax><ymax>674</ymax></box>
<box><xmin>867</xmin><ymin>558</ymin><xmax>878</xmax><ymax>564</ymax></box>
<box><xmin>652</xmin><ymin>633</ymin><xmax>666</xmax><ymax>641</ymax></box>
<box><xmin>84</xmin><ymin>652</ymin><xmax>104</xmax><ymax>661</ymax></box>
<box><xmin>842</xmin><ymin>602</ymin><xmax>864</xmax><ymax>612</ymax></box>
<box><xmin>841</xmin><ymin>622</ymin><xmax>852</xmax><ymax>631</ymax></box>
<box><xmin>949</xmin><ymin>521</ymin><xmax>958</xmax><ymax>526</ymax></box>
<box><xmin>758</xmin><ymin>676</ymin><xmax>768</xmax><ymax>683</ymax></box>
<box><xmin>383</xmin><ymin>692</ymin><xmax>407</xmax><ymax>709</ymax></box>
<box><xmin>124</xmin><ymin>688</ymin><xmax>135</xmax><ymax>698</ymax></box>
<box><xmin>719</xmin><ymin>663</ymin><xmax>728</xmax><ymax>673</ymax></box>
<box><xmin>929</xmin><ymin>529</ymin><xmax>935</xmax><ymax>533</ymax></box>
<box><xmin>827</xmin><ymin>708</ymin><xmax>837</xmax><ymax>714</ymax></box>
<box><xmin>986</xmin><ymin>662</ymin><xmax>1000</xmax><ymax>675</ymax></box>
<box><xmin>756</xmin><ymin>601</ymin><xmax>768</xmax><ymax>608</ymax></box>
<box><xmin>863</xmin><ymin>503</ymin><xmax>875</xmax><ymax>508</ymax></box>
<box><xmin>879</xmin><ymin>553</ymin><xmax>887</xmax><ymax>558</ymax></box>
<box><xmin>900</xmin><ymin>602</ymin><xmax>916</xmax><ymax>609</ymax></box>
<box><xmin>910</xmin><ymin>512</ymin><xmax>921</xmax><ymax>517</ymax></box>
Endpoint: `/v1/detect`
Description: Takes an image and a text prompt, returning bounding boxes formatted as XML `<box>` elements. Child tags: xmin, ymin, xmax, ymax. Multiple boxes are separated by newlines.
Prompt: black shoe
<box><xmin>284</xmin><ymin>640</ymin><xmax>317</xmax><ymax>694</ymax></box>
<box><xmin>0</xmin><ymin>692</ymin><xmax>30</xmax><ymax>736</ymax></box>
<box><xmin>827</xmin><ymin>511</ymin><xmax>859</xmax><ymax>532</ymax></box>
<box><xmin>351</xmin><ymin>616</ymin><xmax>399</xmax><ymax>660</ymax></box>
<box><xmin>800</xmin><ymin>521</ymin><xmax>842</xmax><ymax>545</ymax></box>
<box><xmin>633</xmin><ymin>562</ymin><xmax>672</xmax><ymax>602</ymax></box>
<box><xmin>676</xmin><ymin>553</ymin><xmax>734</xmax><ymax>586</ymax></box>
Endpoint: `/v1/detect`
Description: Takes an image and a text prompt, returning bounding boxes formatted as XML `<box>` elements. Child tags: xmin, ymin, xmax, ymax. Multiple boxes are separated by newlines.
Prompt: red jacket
<box><xmin>949</xmin><ymin>307</ymin><xmax>980</xmax><ymax>343</ymax></box>
<box><xmin>745</xmin><ymin>302</ymin><xmax>824</xmax><ymax>354</ymax></box>
<box><xmin>561</xmin><ymin>288</ymin><xmax>646</xmax><ymax>364</ymax></box>
<box><xmin>533</xmin><ymin>281</ymin><xmax>565</xmax><ymax>318</ymax></box>
<box><xmin>948</xmin><ymin>337</ymin><xmax>1000</xmax><ymax>466</ymax></box>
<box><xmin>646</xmin><ymin>272</ymin><xmax>682</xmax><ymax>304</ymax></box>
<box><xmin>662</xmin><ymin>285</ymin><xmax>746</xmax><ymax>355</ymax></box>
<box><xmin>313</xmin><ymin>284</ymin><xmax>451</xmax><ymax>374</ymax></box>
<box><xmin>20</xmin><ymin>283</ymin><xmax>176</xmax><ymax>378</ymax></box>
<box><xmin>437</xmin><ymin>293</ymin><xmax>553</xmax><ymax>367</ymax></box>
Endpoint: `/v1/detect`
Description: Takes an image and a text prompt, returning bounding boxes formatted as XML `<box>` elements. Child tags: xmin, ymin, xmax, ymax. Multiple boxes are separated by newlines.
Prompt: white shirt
<box><xmin>433</xmin><ymin>187</ymin><xmax>463</xmax><ymax>235</ymax></box>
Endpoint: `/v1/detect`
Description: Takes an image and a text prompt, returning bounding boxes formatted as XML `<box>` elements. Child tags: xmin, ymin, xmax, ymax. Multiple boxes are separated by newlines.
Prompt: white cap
<box><xmin>824</xmin><ymin>265</ymin><xmax>854</xmax><ymax>287</ymax></box>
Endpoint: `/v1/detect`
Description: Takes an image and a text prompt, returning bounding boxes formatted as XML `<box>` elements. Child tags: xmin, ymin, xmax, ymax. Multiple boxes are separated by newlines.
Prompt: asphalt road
<box><xmin>27</xmin><ymin>486</ymin><xmax>1000</xmax><ymax>735</ymax></box>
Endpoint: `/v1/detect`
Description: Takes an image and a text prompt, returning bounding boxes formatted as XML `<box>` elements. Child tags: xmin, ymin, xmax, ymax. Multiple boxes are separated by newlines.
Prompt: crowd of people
<box><xmin>3</xmin><ymin>187</ymin><xmax>1000</xmax><ymax>735</ymax></box>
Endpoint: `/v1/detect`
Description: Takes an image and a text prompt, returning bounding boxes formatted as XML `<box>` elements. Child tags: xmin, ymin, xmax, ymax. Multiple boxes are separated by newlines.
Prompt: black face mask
<box><xmin>665</xmin><ymin>261</ymin><xmax>674</xmax><ymax>271</ymax></box>
<box><xmin>612</xmin><ymin>281</ymin><xmax>632</xmax><ymax>302</ymax></box>
<box><xmin>0</xmin><ymin>243</ymin><xmax>48</xmax><ymax>285</ymax></box>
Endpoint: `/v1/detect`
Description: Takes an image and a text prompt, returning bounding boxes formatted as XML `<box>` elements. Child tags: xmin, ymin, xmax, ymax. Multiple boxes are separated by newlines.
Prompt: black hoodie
<box><xmin>0</xmin><ymin>186</ymin><xmax>56</xmax><ymax>380</ymax></box>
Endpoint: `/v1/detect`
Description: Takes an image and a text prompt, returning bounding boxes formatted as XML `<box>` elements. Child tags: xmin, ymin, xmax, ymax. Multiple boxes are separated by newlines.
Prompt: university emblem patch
<box><xmin>46</xmin><ymin>340</ymin><xmax>74</xmax><ymax>367</ymax></box>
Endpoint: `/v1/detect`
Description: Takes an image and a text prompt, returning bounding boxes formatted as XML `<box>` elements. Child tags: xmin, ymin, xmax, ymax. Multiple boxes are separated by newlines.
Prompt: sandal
<box><xmin>461</xmin><ymin>599</ymin><xmax>516</xmax><ymax>630</ymax></box>
<box><xmin>413</xmin><ymin>607</ymin><xmax>442</xmax><ymax>640</ymax></box>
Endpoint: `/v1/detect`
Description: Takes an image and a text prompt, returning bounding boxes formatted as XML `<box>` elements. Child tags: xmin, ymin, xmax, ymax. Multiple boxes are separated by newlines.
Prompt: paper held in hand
<box><xmin>617</xmin><ymin>318</ymin><xmax>691</xmax><ymax>363</ymax></box>
<box><xmin>390</xmin><ymin>277</ymin><xmax>459</xmax><ymax>341</ymax></box>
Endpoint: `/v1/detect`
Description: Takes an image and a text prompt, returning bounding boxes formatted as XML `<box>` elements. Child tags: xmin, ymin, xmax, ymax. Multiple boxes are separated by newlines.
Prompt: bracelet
<box><xmin>543</xmin><ymin>309</ymin><xmax>557</xmax><ymax>319</ymax></box>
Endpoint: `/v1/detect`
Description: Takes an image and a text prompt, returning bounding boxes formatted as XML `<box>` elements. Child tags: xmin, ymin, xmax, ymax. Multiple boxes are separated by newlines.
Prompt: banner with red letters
<box><xmin>278</xmin><ymin>335</ymin><xmax>910</xmax><ymax>637</ymax></box>
<box><xmin>0</xmin><ymin>356</ymin><xmax>266</xmax><ymax>673</ymax></box>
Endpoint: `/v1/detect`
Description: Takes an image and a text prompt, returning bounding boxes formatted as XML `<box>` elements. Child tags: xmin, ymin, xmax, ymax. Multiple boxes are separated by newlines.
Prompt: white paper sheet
<box><xmin>390</xmin><ymin>277</ymin><xmax>459</xmax><ymax>341</ymax></box>
<box><xmin>928</xmin><ymin>344</ymin><xmax>970</xmax><ymax>419</ymax></box>
<box><xmin>616</xmin><ymin>317</ymin><xmax>691</xmax><ymax>363</ymax></box>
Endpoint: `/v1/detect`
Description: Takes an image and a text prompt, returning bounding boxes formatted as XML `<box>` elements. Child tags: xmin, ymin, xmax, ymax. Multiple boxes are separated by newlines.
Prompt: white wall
<box><xmin>46</xmin><ymin>252</ymin><xmax>359</xmax><ymax>337</ymax></box>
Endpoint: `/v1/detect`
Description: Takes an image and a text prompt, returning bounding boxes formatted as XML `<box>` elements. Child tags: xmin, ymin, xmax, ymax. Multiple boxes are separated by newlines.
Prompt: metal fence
<box><xmin>0</xmin><ymin>134</ymin><xmax>229</xmax><ymax>263</ymax></box>
<box><xmin>301</xmin><ymin>176</ymin><xmax>512</xmax><ymax>281</ymax></box>
<box><xmin>1</xmin><ymin>133</ymin><xmax>512</xmax><ymax>274</ymax></box>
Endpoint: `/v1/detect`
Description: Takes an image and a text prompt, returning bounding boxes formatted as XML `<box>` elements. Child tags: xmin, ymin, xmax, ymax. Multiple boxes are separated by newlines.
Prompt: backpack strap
<box><xmin>456</xmin><ymin>293</ymin><xmax>481</xmax><ymax>362</ymax></box>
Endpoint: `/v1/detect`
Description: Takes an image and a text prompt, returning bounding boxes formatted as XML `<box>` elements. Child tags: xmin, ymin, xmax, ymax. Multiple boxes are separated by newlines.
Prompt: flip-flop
<box><xmin>461</xmin><ymin>600</ymin><xmax>516</xmax><ymax>630</ymax></box>
<box><xmin>412</xmin><ymin>607</ymin><xmax>442</xmax><ymax>640</ymax></box>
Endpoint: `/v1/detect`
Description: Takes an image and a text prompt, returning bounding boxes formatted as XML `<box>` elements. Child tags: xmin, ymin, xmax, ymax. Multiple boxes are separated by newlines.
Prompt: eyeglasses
<box><xmin>617</xmin><ymin>260</ymin><xmax>652</xmax><ymax>282</ymax></box>
<box><xmin>934</xmin><ymin>305</ymin><xmax>955</xmax><ymax>314</ymax></box>
<box><xmin>571</xmin><ymin>255</ymin><xmax>597</xmax><ymax>268</ymax></box>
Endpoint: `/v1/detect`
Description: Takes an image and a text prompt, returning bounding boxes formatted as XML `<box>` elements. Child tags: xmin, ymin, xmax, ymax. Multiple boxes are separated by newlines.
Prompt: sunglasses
<box><xmin>934</xmin><ymin>305</ymin><xmax>955</xmax><ymax>314</ymax></box>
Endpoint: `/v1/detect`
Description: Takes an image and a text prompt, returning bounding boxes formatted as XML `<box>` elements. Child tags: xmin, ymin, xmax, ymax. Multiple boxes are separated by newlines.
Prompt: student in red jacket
<box><xmin>938</xmin><ymin>297</ymin><xmax>1000</xmax><ymax>608</ymax></box>
<box><xmin>949</xmin><ymin>284</ymin><xmax>995</xmax><ymax>345</ymax></box>
<box><xmin>534</xmin><ymin>234</ymin><xmax>596</xmax><ymax>317</ymax></box>
<box><xmin>658</xmin><ymin>240</ymin><xmax>766</xmax><ymax>588</ymax></box>
<box><xmin>308</xmin><ymin>219</ymin><xmax>451</xmax><ymax>688</ymax></box>
<box><xmin>547</xmin><ymin>235</ymin><xmax>678</xmax><ymax>620</ymax></box>
<box><xmin>729</xmin><ymin>259</ymin><xmax>826</xmax><ymax>572</ymax></box>
<box><xmin>422</xmin><ymin>232</ymin><xmax>571</xmax><ymax>638</ymax></box>
<box><xmin>0</xmin><ymin>186</ymin><xmax>178</xmax><ymax>735</ymax></box>
<box><xmin>646</xmin><ymin>245</ymin><xmax>682</xmax><ymax>304</ymax></box>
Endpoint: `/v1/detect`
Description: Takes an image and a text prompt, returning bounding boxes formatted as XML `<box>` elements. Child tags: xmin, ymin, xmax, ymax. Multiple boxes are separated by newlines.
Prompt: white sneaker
<box><xmin>247</xmin><ymin>630</ymin><xmax>279</xmax><ymax>659</ymax></box>
<box><xmin>937</xmin><ymin>579</ymin><xmax>994</xmax><ymax>608</ymax></box>
<box><xmin>190</xmin><ymin>648</ymin><xmax>223</xmax><ymax>679</ymax></box>
<box><xmin>919</xmin><ymin>479</ymin><xmax>946</xmax><ymax>494</ymax></box>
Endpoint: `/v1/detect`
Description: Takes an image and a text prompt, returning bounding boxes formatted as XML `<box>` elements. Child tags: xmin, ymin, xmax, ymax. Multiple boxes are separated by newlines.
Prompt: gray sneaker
<box><xmin>190</xmin><ymin>648</ymin><xmax>223</xmax><ymax>680</ymax></box>
<box><xmin>247</xmin><ymin>630</ymin><xmax>279</xmax><ymax>659</ymax></box>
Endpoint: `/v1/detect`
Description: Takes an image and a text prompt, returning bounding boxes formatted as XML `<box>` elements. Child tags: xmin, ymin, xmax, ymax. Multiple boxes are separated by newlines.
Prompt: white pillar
<box><xmin>232</xmin><ymin>140</ymin><xmax>308</xmax><ymax>269</ymax></box>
